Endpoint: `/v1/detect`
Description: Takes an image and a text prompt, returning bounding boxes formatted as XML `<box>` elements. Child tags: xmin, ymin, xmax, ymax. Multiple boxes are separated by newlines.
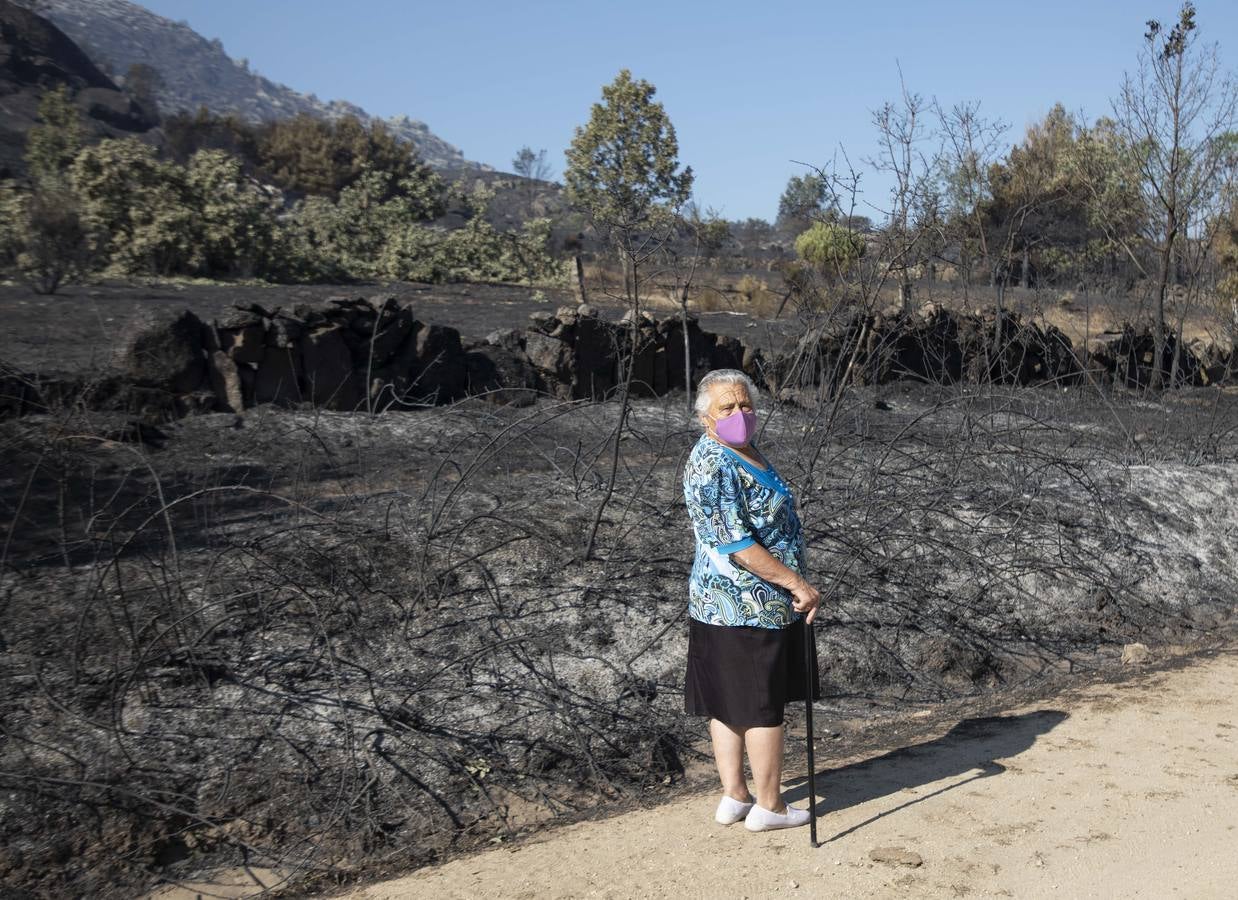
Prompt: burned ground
<box><xmin>2</xmin><ymin>368</ymin><xmax>1237</xmax><ymax>897</ymax></box>
<box><xmin>0</xmin><ymin>280</ymin><xmax>798</xmax><ymax>378</ymax></box>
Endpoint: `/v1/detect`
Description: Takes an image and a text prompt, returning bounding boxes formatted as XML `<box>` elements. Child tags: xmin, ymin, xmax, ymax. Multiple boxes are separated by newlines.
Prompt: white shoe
<box><xmin>715</xmin><ymin>795</ymin><xmax>755</xmax><ymax>824</ymax></box>
<box><xmin>744</xmin><ymin>801</ymin><xmax>811</xmax><ymax>832</ymax></box>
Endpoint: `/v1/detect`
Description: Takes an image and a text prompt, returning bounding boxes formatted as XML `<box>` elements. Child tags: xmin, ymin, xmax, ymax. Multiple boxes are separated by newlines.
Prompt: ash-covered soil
<box><xmin>1</xmin><ymin>375</ymin><xmax>1237</xmax><ymax>898</ymax></box>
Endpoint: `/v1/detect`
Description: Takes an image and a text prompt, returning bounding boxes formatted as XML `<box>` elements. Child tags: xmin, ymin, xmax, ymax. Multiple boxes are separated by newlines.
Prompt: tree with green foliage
<box><xmin>163</xmin><ymin>107</ymin><xmax>262</xmax><ymax>166</ymax></box>
<box><xmin>70</xmin><ymin>137</ymin><xmax>197</xmax><ymax>275</ymax></box>
<box><xmin>565</xmin><ymin>69</ymin><xmax>694</xmax><ymax>309</ymax></box>
<box><xmin>279</xmin><ymin>167</ymin><xmax>403</xmax><ymax>280</ymax></box>
<box><xmin>1213</xmin><ymin>196</ymin><xmax>1238</xmax><ymax>344</ymax></box>
<box><xmin>565</xmin><ymin>69</ymin><xmax>694</xmax><ymax>560</ymax></box>
<box><xmin>6</xmin><ymin>184</ymin><xmax>93</xmax><ymax>293</ymax></box>
<box><xmin>1063</xmin><ymin>115</ymin><xmax>1148</xmax><ymax>289</ymax></box>
<box><xmin>694</xmin><ymin>212</ymin><xmax>732</xmax><ymax>261</ymax></box>
<box><xmin>25</xmin><ymin>86</ymin><xmax>84</xmax><ymax>183</ymax></box>
<box><xmin>981</xmin><ymin>105</ymin><xmax>1092</xmax><ymax>292</ymax></box>
<box><xmin>418</xmin><ymin>184</ymin><xmax>560</xmax><ymax>283</ymax></box>
<box><xmin>276</xmin><ymin>169</ymin><xmax>557</xmax><ymax>285</ymax></box>
<box><xmin>3</xmin><ymin>87</ymin><xmax>93</xmax><ymax>293</ymax></box>
<box><xmin>256</xmin><ymin>114</ymin><xmax>442</xmax><ymax>203</ymax></box>
<box><xmin>185</xmin><ymin>149</ymin><xmax>279</xmax><ymax>277</ymax></box>
<box><xmin>935</xmin><ymin>99</ymin><xmax>1007</xmax><ymax>300</ymax></box>
<box><xmin>123</xmin><ymin>63</ymin><xmax>165</xmax><ymax>123</ymax></box>
<box><xmin>794</xmin><ymin>220</ymin><xmax>865</xmax><ymax>278</ymax></box>
<box><xmin>776</xmin><ymin>172</ymin><xmax>829</xmax><ymax>235</ymax></box>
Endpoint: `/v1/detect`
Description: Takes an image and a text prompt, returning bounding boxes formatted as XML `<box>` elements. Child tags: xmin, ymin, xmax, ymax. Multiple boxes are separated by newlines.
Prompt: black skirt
<box><xmin>684</xmin><ymin>616</ymin><xmax>822</xmax><ymax>728</ymax></box>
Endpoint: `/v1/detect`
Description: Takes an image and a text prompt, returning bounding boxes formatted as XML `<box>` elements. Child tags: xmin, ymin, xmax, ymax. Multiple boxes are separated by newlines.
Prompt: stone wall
<box><xmin>1</xmin><ymin>297</ymin><xmax>1234</xmax><ymax>421</ymax></box>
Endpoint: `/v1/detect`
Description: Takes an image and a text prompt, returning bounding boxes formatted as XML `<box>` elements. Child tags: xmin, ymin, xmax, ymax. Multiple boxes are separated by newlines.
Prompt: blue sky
<box><xmin>139</xmin><ymin>1</ymin><xmax>1237</xmax><ymax>222</ymax></box>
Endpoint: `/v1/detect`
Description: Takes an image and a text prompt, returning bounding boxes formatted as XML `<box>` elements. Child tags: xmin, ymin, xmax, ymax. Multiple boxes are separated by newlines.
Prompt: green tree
<box><xmin>794</xmin><ymin>221</ymin><xmax>865</xmax><ymax>277</ymax></box>
<box><xmin>186</xmin><ymin>149</ymin><xmax>279</xmax><ymax>277</ymax></box>
<box><xmin>256</xmin><ymin>114</ymin><xmax>443</xmax><ymax>205</ymax></box>
<box><xmin>564</xmin><ymin>69</ymin><xmax>693</xmax><ymax>560</ymax></box>
<box><xmin>8</xmin><ymin>88</ymin><xmax>93</xmax><ymax>292</ymax></box>
<box><xmin>1065</xmin><ymin>115</ymin><xmax>1148</xmax><ymax>289</ymax></box>
<box><xmin>70</xmin><ymin>137</ymin><xmax>198</xmax><ymax>275</ymax></box>
<box><xmin>776</xmin><ymin>172</ymin><xmax>829</xmax><ymax>234</ymax></box>
<box><xmin>124</xmin><ymin>63</ymin><xmax>164</xmax><ymax>123</ymax></box>
<box><xmin>564</xmin><ymin>69</ymin><xmax>693</xmax><ymax>308</ymax></box>
<box><xmin>280</xmin><ymin>164</ymin><xmax>448</xmax><ymax>281</ymax></box>
<box><xmin>0</xmin><ymin>181</ymin><xmax>93</xmax><ymax>294</ymax></box>
<box><xmin>25</xmin><ymin>86</ymin><xmax>84</xmax><ymax>182</ymax></box>
<box><xmin>1213</xmin><ymin>196</ymin><xmax>1238</xmax><ymax>341</ymax></box>
<box><xmin>935</xmin><ymin>99</ymin><xmax>1007</xmax><ymax>299</ymax></box>
<box><xmin>694</xmin><ymin>212</ymin><xmax>731</xmax><ymax>261</ymax></box>
<box><xmin>163</xmin><ymin>107</ymin><xmax>261</xmax><ymax>165</ymax></box>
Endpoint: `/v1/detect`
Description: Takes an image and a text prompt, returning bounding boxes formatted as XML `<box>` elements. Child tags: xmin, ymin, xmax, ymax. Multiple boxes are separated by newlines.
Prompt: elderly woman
<box><xmin>682</xmin><ymin>368</ymin><xmax>821</xmax><ymax>832</ymax></box>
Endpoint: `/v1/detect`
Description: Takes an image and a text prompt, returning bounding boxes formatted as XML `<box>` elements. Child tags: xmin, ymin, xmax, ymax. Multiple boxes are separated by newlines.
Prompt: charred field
<box><xmin>1</xmin><ymin>284</ymin><xmax>1238</xmax><ymax>898</ymax></box>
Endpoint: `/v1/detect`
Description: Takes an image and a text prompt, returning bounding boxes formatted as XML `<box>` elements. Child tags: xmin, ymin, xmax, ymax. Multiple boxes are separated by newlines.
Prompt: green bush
<box><xmin>11</xmin><ymin>121</ymin><xmax>560</xmax><ymax>286</ymax></box>
<box><xmin>70</xmin><ymin>138</ymin><xmax>195</xmax><ymax>275</ymax></box>
<box><xmin>186</xmin><ymin>150</ymin><xmax>280</xmax><ymax>278</ymax></box>
<box><xmin>0</xmin><ymin>180</ymin><xmax>93</xmax><ymax>294</ymax></box>
<box><xmin>25</xmin><ymin>86</ymin><xmax>83</xmax><ymax>183</ymax></box>
<box><xmin>284</xmin><ymin>179</ymin><xmax>565</xmax><ymax>286</ymax></box>
<box><xmin>794</xmin><ymin>221</ymin><xmax>865</xmax><ymax>275</ymax></box>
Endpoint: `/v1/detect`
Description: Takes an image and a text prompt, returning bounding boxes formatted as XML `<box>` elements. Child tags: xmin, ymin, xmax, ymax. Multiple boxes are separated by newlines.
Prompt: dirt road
<box><xmin>345</xmin><ymin>648</ymin><xmax>1238</xmax><ymax>900</ymax></box>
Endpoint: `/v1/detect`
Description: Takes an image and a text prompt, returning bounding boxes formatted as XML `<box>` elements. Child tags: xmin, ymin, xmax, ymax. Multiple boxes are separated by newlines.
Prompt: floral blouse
<box><xmin>682</xmin><ymin>433</ymin><xmax>807</xmax><ymax>628</ymax></box>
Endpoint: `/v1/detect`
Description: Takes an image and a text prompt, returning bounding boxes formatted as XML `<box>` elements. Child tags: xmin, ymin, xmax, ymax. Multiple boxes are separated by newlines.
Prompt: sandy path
<box><xmin>345</xmin><ymin>649</ymin><xmax>1238</xmax><ymax>900</ymax></box>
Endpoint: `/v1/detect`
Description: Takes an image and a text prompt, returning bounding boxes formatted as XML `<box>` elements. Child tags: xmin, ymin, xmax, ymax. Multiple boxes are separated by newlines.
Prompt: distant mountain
<box><xmin>0</xmin><ymin>0</ymin><xmax>155</xmax><ymax>178</ymax></box>
<box><xmin>39</xmin><ymin>0</ymin><xmax>471</xmax><ymax>169</ymax></box>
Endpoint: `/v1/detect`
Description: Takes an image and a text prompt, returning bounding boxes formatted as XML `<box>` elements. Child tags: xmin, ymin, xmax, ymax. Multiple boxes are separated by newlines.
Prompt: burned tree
<box><xmin>1113</xmin><ymin>2</ymin><xmax>1238</xmax><ymax>387</ymax></box>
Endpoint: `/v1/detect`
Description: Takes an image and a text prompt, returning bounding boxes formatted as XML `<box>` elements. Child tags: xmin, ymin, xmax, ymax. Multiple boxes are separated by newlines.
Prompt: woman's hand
<box><xmin>730</xmin><ymin>543</ymin><xmax>822</xmax><ymax>625</ymax></box>
<box><xmin>790</xmin><ymin>577</ymin><xmax>821</xmax><ymax>625</ymax></box>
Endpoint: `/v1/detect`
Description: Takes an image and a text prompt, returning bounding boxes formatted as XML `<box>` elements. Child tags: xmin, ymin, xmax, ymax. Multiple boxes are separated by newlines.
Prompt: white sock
<box><xmin>744</xmin><ymin>801</ymin><xmax>811</xmax><ymax>832</ymax></box>
<box><xmin>715</xmin><ymin>795</ymin><xmax>755</xmax><ymax>824</ymax></box>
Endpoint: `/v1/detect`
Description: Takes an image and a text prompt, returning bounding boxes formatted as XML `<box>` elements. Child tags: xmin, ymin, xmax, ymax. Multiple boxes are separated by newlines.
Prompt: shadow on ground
<box><xmin>785</xmin><ymin>709</ymin><xmax>1068</xmax><ymax>842</ymax></box>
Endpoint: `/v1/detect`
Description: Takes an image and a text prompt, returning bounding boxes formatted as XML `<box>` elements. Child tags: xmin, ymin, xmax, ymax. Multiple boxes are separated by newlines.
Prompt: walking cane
<box><xmin>803</xmin><ymin>617</ymin><xmax>819</xmax><ymax>848</ymax></box>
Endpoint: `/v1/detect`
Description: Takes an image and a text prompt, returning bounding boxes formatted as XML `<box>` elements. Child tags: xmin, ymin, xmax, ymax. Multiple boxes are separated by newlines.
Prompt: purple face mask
<box><xmin>713</xmin><ymin>409</ymin><xmax>757</xmax><ymax>447</ymax></box>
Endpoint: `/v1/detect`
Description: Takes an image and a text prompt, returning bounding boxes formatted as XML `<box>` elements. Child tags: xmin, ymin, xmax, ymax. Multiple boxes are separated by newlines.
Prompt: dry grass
<box><xmin>607</xmin><ymin>261</ymin><xmax>1235</xmax><ymax>349</ymax></box>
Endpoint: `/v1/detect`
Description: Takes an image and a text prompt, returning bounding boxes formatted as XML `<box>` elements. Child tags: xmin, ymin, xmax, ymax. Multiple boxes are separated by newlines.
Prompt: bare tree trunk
<box><xmin>899</xmin><ymin>273</ymin><xmax>913</xmax><ymax>315</ymax></box>
<box><xmin>1152</xmin><ymin>206</ymin><xmax>1176</xmax><ymax>390</ymax></box>
<box><xmin>574</xmin><ymin>254</ymin><xmax>588</xmax><ymax>304</ymax></box>
<box><xmin>683</xmin><ymin>292</ymin><xmax>693</xmax><ymax>418</ymax></box>
<box><xmin>960</xmin><ymin>247</ymin><xmax>971</xmax><ymax>307</ymax></box>
<box><xmin>584</xmin><ymin>245</ymin><xmax>639</xmax><ymax>561</ymax></box>
<box><xmin>1019</xmin><ymin>245</ymin><xmax>1030</xmax><ymax>290</ymax></box>
<box><xmin>1084</xmin><ymin>290</ymin><xmax>1092</xmax><ymax>374</ymax></box>
<box><xmin>993</xmin><ymin>276</ymin><xmax>1007</xmax><ymax>375</ymax></box>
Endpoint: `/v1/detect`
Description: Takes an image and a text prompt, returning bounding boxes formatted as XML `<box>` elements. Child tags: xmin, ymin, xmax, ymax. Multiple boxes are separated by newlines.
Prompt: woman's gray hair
<box><xmin>694</xmin><ymin>368</ymin><xmax>758</xmax><ymax>419</ymax></box>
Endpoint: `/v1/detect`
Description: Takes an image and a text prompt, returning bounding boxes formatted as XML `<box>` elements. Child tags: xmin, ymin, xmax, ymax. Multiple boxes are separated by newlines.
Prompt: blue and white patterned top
<box><xmin>682</xmin><ymin>432</ymin><xmax>807</xmax><ymax>629</ymax></box>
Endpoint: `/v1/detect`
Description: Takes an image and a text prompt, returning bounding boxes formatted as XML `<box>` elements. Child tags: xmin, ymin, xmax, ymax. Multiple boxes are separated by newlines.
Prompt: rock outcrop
<box><xmin>0</xmin><ymin>0</ymin><xmax>156</xmax><ymax>178</ymax></box>
<box><xmin>39</xmin><ymin>0</ymin><xmax>469</xmax><ymax>169</ymax></box>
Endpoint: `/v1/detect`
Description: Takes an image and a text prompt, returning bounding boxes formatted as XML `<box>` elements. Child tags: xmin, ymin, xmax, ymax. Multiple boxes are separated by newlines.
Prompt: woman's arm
<box><xmin>731</xmin><ymin>542</ymin><xmax>821</xmax><ymax>624</ymax></box>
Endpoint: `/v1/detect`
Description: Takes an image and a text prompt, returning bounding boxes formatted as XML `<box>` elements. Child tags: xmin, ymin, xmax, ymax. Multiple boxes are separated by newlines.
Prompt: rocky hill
<box><xmin>39</xmin><ymin>0</ymin><xmax>470</xmax><ymax>169</ymax></box>
<box><xmin>0</xmin><ymin>0</ymin><xmax>155</xmax><ymax>177</ymax></box>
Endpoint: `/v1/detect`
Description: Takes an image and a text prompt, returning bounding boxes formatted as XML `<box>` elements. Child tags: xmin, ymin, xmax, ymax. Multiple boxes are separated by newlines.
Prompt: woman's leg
<box><xmin>744</xmin><ymin>724</ymin><xmax>786</xmax><ymax>812</ymax></box>
<box><xmin>709</xmin><ymin>718</ymin><xmax>753</xmax><ymax>802</ymax></box>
